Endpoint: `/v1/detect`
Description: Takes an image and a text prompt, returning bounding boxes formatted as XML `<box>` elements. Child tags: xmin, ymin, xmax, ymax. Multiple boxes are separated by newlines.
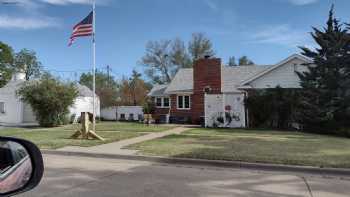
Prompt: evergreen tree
<box><xmin>297</xmin><ymin>5</ymin><xmax>350</xmax><ymax>133</ymax></box>
<box><xmin>228</xmin><ymin>56</ymin><xmax>237</xmax><ymax>66</ymax></box>
<box><xmin>238</xmin><ymin>56</ymin><xmax>254</xmax><ymax>66</ymax></box>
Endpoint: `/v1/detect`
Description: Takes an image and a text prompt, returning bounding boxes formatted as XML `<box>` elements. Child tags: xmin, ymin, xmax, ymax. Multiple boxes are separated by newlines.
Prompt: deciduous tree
<box><xmin>17</xmin><ymin>73</ymin><xmax>78</xmax><ymax>127</ymax></box>
<box><xmin>79</xmin><ymin>71</ymin><xmax>119</xmax><ymax>107</ymax></box>
<box><xmin>118</xmin><ymin>70</ymin><xmax>150</xmax><ymax>106</ymax></box>
<box><xmin>0</xmin><ymin>42</ymin><xmax>14</xmax><ymax>87</ymax></box>
<box><xmin>14</xmin><ymin>49</ymin><xmax>42</xmax><ymax>80</ymax></box>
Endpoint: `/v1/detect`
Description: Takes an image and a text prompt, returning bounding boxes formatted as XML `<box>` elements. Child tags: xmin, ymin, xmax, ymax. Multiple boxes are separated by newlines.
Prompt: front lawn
<box><xmin>0</xmin><ymin>122</ymin><xmax>172</xmax><ymax>149</ymax></box>
<box><xmin>129</xmin><ymin>128</ymin><xmax>350</xmax><ymax>168</ymax></box>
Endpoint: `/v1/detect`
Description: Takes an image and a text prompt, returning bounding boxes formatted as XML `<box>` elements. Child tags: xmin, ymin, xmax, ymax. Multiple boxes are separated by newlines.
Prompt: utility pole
<box><xmin>107</xmin><ymin>65</ymin><xmax>110</xmax><ymax>86</ymax></box>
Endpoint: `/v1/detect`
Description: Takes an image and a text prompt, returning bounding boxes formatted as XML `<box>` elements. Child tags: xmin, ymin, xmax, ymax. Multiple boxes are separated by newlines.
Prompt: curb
<box><xmin>42</xmin><ymin>150</ymin><xmax>350</xmax><ymax>178</ymax></box>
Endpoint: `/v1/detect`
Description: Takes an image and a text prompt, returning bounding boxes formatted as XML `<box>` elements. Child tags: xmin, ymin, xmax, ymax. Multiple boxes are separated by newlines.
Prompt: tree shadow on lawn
<box><xmin>137</xmin><ymin>134</ymin><xmax>350</xmax><ymax>168</ymax></box>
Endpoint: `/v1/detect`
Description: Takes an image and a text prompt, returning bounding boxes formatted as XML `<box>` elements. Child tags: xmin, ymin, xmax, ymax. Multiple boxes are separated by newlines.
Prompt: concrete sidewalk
<box><xmin>58</xmin><ymin>127</ymin><xmax>190</xmax><ymax>155</ymax></box>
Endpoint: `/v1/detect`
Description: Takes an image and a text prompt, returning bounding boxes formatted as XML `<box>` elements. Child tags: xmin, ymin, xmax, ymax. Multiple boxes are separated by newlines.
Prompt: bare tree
<box><xmin>141</xmin><ymin>40</ymin><xmax>174</xmax><ymax>84</ymax></box>
<box><xmin>140</xmin><ymin>33</ymin><xmax>216</xmax><ymax>84</ymax></box>
<box><xmin>170</xmin><ymin>38</ymin><xmax>191</xmax><ymax>69</ymax></box>
<box><xmin>188</xmin><ymin>33</ymin><xmax>215</xmax><ymax>60</ymax></box>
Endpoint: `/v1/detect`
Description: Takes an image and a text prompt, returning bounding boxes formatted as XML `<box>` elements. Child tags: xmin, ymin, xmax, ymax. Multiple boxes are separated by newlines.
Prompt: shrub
<box><xmin>245</xmin><ymin>87</ymin><xmax>300</xmax><ymax>129</ymax></box>
<box><xmin>17</xmin><ymin>74</ymin><xmax>78</xmax><ymax>127</ymax></box>
<box><xmin>143</xmin><ymin>99</ymin><xmax>155</xmax><ymax>114</ymax></box>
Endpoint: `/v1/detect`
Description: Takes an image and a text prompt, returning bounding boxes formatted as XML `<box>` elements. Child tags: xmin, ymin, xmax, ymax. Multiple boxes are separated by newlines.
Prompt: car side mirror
<box><xmin>0</xmin><ymin>137</ymin><xmax>44</xmax><ymax>197</ymax></box>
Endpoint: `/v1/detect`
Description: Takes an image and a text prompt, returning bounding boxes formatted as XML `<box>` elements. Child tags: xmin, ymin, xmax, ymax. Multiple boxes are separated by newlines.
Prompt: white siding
<box><xmin>69</xmin><ymin>96</ymin><xmax>101</xmax><ymax>118</ymax></box>
<box><xmin>116</xmin><ymin>106</ymin><xmax>143</xmax><ymax>121</ymax></box>
<box><xmin>248</xmin><ymin>58</ymin><xmax>308</xmax><ymax>89</ymax></box>
<box><xmin>0</xmin><ymin>92</ymin><xmax>23</xmax><ymax>124</ymax></box>
<box><xmin>205</xmin><ymin>94</ymin><xmax>223</xmax><ymax>127</ymax></box>
<box><xmin>205</xmin><ymin>93</ymin><xmax>246</xmax><ymax>128</ymax></box>
<box><xmin>101</xmin><ymin>107</ymin><xmax>117</xmax><ymax>120</ymax></box>
<box><xmin>101</xmin><ymin>106</ymin><xmax>144</xmax><ymax>121</ymax></box>
<box><xmin>224</xmin><ymin>93</ymin><xmax>246</xmax><ymax>128</ymax></box>
<box><xmin>22</xmin><ymin>103</ymin><xmax>37</xmax><ymax>123</ymax></box>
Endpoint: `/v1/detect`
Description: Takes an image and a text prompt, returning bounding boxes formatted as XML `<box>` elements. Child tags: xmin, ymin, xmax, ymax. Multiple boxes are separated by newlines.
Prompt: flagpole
<box><xmin>92</xmin><ymin>0</ymin><xmax>96</xmax><ymax>132</ymax></box>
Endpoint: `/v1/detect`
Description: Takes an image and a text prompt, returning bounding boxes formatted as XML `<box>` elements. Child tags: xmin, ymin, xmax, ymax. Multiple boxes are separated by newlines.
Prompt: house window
<box><xmin>184</xmin><ymin>96</ymin><xmax>190</xmax><ymax>108</ymax></box>
<box><xmin>155</xmin><ymin>97</ymin><xmax>170</xmax><ymax>108</ymax></box>
<box><xmin>120</xmin><ymin>114</ymin><xmax>125</xmax><ymax>120</ymax></box>
<box><xmin>129</xmin><ymin>114</ymin><xmax>134</xmax><ymax>121</ymax></box>
<box><xmin>0</xmin><ymin>102</ymin><xmax>5</xmax><ymax>114</ymax></box>
<box><xmin>156</xmin><ymin>98</ymin><xmax>162</xmax><ymax>107</ymax></box>
<box><xmin>177</xmin><ymin>95</ymin><xmax>190</xmax><ymax>109</ymax></box>
<box><xmin>163</xmin><ymin>97</ymin><xmax>170</xmax><ymax>107</ymax></box>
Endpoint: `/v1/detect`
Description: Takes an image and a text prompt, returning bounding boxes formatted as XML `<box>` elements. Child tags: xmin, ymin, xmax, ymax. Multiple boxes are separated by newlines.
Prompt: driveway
<box><xmin>19</xmin><ymin>154</ymin><xmax>350</xmax><ymax>197</ymax></box>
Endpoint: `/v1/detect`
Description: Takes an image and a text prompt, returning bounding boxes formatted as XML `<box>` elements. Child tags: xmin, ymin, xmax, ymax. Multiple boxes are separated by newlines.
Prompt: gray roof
<box><xmin>147</xmin><ymin>65</ymin><xmax>273</xmax><ymax>96</ymax></box>
<box><xmin>221</xmin><ymin>65</ymin><xmax>272</xmax><ymax>92</ymax></box>
<box><xmin>164</xmin><ymin>69</ymin><xmax>193</xmax><ymax>94</ymax></box>
<box><xmin>147</xmin><ymin>84</ymin><xmax>169</xmax><ymax>97</ymax></box>
<box><xmin>147</xmin><ymin>54</ymin><xmax>311</xmax><ymax>96</ymax></box>
<box><xmin>76</xmin><ymin>84</ymin><xmax>98</xmax><ymax>97</ymax></box>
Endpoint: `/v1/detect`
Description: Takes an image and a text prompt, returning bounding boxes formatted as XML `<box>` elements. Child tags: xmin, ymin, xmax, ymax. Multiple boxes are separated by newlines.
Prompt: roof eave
<box><xmin>164</xmin><ymin>90</ymin><xmax>193</xmax><ymax>95</ymax></box>
<box><xmin>239</xmin><ymin>54</ymin><xmax>312</xmax><ymax>86</ymax></box>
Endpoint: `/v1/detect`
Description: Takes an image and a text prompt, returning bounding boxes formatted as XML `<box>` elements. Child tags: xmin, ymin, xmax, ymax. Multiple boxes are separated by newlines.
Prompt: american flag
<box><xmin>68</xmin><ymin>11</ymin><xmax>93</xmax><ymax>46</ymax></box>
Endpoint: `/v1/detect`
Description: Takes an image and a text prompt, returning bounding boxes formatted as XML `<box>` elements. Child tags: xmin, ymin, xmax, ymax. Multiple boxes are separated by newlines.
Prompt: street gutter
<box><xmin>42</xmin><ymin>149</ymin><xmax>350</xmax><ymax>178</ymax></box>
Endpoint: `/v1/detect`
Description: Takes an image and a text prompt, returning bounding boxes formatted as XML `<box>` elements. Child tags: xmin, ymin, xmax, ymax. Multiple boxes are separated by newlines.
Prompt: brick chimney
<box><xmin>191</xmin><ymin>57</ymin><xmax>222</xmax><ymax>123</ymax></box>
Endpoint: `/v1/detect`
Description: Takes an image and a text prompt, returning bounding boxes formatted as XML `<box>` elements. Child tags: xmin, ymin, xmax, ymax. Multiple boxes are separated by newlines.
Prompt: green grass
<box><xmin>0</xmin><ymin>122</ymin><xmax>172</xmax><ymax>149</ymax></box>
<box><xmin>129</xmin><ymin>128</ymin><xmax>350</xmax><ymax>168</ymax></box>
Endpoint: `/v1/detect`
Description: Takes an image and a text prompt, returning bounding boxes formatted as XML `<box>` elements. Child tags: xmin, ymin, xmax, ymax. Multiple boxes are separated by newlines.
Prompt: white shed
<box><xmin>0</xmin><ymin>72</ymin><xmax>100</xmax><ymax>126</ymax></box>
<box><xmin>101</xmin><ymin>106</ymin><xmax>143</xmax><ymax>121</ymax></box>
<box><xmin>69</xmin><ymin>84</ymin><xmax>101</xmax><ymax>121</ymax></box>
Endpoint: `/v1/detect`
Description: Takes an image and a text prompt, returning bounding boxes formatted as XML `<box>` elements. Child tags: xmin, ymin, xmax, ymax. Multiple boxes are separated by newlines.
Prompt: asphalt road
<box><xmin>18</xmin><ymin>154</ymin><xmax>350</xmax><ymax>197</ymax></box>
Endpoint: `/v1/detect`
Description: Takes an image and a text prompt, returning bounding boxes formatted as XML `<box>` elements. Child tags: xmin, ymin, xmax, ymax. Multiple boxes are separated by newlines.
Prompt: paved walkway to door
<box><xmin>58</xmin><ymin>127</ymin><xmax>190</xmax><ymax>155</ymax></box>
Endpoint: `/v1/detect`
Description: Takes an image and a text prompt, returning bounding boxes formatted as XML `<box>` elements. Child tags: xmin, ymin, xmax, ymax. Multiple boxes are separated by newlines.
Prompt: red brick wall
<box><xmin>168</xmin><ymin>58</ymin><xmax>222</xmax><ymax>124</ymax></box>
<box><xmin>191</xmin><ymin>58</ymin><xmax>221</xmax><ymax>123</ymax></box>
<box><xmin>152</xmin><ymin>108</ymin><xmax>170</xmax><ymax>120</ymax></box>
<box><xmin>169</xmin><ymin>94</ymin><xmax>192</xmax><ymax>118</ymax></box>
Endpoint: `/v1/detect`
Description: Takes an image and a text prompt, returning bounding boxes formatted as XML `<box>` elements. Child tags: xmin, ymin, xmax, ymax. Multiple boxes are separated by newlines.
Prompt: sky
<box><xmin>0</xmin><ymin>0</ymin><xmax>350</xmax><ymax>80</ymax></box>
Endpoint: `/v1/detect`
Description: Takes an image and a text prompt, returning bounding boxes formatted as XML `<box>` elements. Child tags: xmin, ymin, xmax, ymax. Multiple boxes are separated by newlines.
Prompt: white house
<box><xmin>148</xmin><ymin>54</ymin><xmax>312</xmax><ymax>128</ymax></box>
<box><xmin>0</xmin><ymin>72</ymin><xmax>100</xmax><ymax>126</ymax></box>
<box><xmin>101</xmin><ymin>106</ymin><xmax>143</xmax><ymax>121</ymax></box>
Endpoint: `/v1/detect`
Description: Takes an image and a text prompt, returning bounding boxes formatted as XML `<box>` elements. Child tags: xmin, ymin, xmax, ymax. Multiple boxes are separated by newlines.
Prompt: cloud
<box><xmin>249</xmin><ymin>24</ymin><xmax>313</xmax><ymax>48</ymax></box>
<box><xmin>39</xmin><ymin>0</ymin><xmax>110</xmax><ymax>5</ymax></box>
<box><xmin>204</xmin><ymin>0</ymin><xmax>218</xmax><ymax>11</ymax></box>
<box><xmin>0</xmin><ymin>15</ymin><xmax>60</xmax><ymax>29</ymax></box>
<box><xmin>8</xmin><ymin>0</ymin><xmax>42</xmax><ymax>10</ymax></box>
<box><xmin>287</xmin><ymin>0</ymin><xmax>318</xmax><ymax>5</ymax></box>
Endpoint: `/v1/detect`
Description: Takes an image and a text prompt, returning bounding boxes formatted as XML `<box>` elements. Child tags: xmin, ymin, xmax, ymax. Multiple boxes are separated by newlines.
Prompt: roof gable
<box><xmin>240</xmin><ymin>54</ymin><xmax>312</xmax><ymax>86</ymax></box>
<box><xmin>164</xmin><ymin>68</ymin><xmax>193</xmax><ymax>94</ymax></box>
<box><xmin>147</xmin><ymin>84</ymin><xmax>169</xmax><ymax>97</ymax></box>
<box><xmin>221</xmin><ymin>65</ymin><xmax>272</xmax><ymax>92</ymax></box>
